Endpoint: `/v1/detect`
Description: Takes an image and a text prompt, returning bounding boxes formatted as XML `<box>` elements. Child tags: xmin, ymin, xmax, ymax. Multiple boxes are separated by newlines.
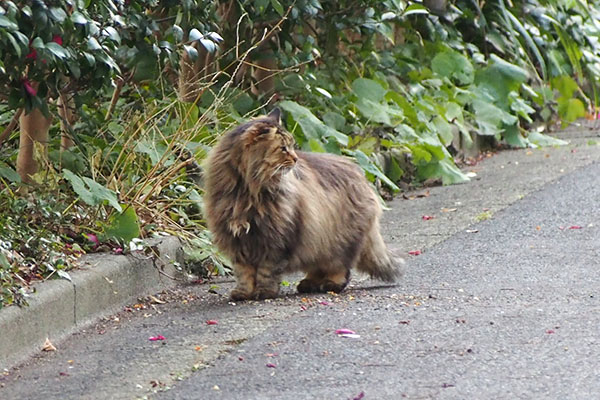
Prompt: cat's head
<box><xmin>234</xmin><ymin>108</ymin><xmax>299</xmax><ymax>185</ymax></box>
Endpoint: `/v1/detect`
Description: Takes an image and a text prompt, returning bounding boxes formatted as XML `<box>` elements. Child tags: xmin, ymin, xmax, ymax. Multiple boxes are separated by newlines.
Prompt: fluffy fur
<box><xmin>203</xmin><ymin>108</ymin><xmax>402</xmax><ymax>300</ymax></box>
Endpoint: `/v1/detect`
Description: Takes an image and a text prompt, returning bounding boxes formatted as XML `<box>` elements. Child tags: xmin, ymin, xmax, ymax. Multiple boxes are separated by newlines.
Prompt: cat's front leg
<box><xmin>230</xmin><ymin>262</ymin><xmax>257</xmax><ymax>301</ymax></box>
<box><xmin>253</xmin><ymin>264</ymin><xmax>282</xmax><ymax>300</ymax></box>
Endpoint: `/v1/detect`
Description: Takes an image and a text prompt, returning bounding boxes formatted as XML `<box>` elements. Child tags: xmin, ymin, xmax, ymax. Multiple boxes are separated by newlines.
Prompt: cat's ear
<box><xmin>266</xmin><ymin>108</ymin><xmax>282</xmax><ymax>124</ymax></box>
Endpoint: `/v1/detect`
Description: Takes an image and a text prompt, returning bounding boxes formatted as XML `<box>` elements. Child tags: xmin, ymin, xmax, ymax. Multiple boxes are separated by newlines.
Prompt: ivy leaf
<box><xmin>552</xmin><ymin>75</ymin><xmax>578</xmax><ymax>99</ymax></box>
<box><xmin>352</xmin><ymin>78</ymin><xmax>386</xmax><ymax>102</ymax></box>
<box><xmin>104</xmin><ymin>206</ymin><xmax>140</xmax><ymax>243</ymax></box>
<box><xmin>557</xmin><ymin>98</ymin><xmax>585</xmax><ymax>125</ymax></box>
<box><xmin>279</xmin><ymin>100</ymin><xmax>349</xmax><ymax>146</ymax></box>
<box><xmin>417</xmin><ymin>158</ymin><xmax>469</xmax><ymax>185</ymax></box>
<box><xmin>431</xmin><ymin>50</ymin><xmax>474</xmax><ymax>85</ymax></box>
<box><xmin>81</xmin><ymin>177</ymin><xmax>122</xmax><ymax>213</ymax></box>
<box><xmin>345</xmin><ymin>149</ymin><xmax>400</xmax><ymax>192</ymax></box>
<box><xmin>63</xmin><ymin>169</ymin><xmax>97</xmax><ymax>206</ymax></box>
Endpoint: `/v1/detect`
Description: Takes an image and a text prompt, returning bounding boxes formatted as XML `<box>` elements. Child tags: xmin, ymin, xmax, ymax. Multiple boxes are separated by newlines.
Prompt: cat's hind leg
<box><xmin>297</xmin><ymin>266</ymin><xmax>350</xmax><ymax>294</ymax></box>
<box><xmin>230</xmin><ymin>262</ymin><xmax>257</xmax><ymax>301</ymax></box>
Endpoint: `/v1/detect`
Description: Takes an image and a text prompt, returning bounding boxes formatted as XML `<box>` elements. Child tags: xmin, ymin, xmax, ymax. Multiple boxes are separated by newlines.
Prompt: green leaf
<box><xmin>503</xmin><ymin>124</ymin><xmax>529</xmax><ymax>148</ymax></box>
<box><xmin>31</xmin><ymin>37</ymin><xmax>45</xmax><ymax>50</ymax></box>
<box><xmin>355</xmin><ymin>99</ymin><xmax>393</xmax><ymax>125</ymax></box>
<box><xmin>432</xmin><ymin>115</ymin><xmax>454</xmax><ymax>146</ymax></box>
<box><xmin>403</xmin><ymin>4</ymin><xmax>429</xmax><ymax>16</ymax></box>
<box><xmin>386</xmin><ymin>157</ymin><xmax>404</xmax><ymax>182</ymax></box>
<box><xmin>352</xmin><ymin>78</ymin><xmax>386</xmax><ymax>102</ymax></box>
<box><xmin>557</xmin><ymin>98</ymin><xmax>585</xmax><ymax>125</ymax></box>
<box><xmin>254</xmin><ymin>0</ymin><xmax>270</xmax><ymax>14</ymax></box>
<box><xmin>475</xmin><ymin>55</ymin><xmax>529</xmax><ymax>103</ymax></box>
<box><xmin>71</xmin><ymin>11</ymin><xmax>88</xmax><ymax>24</ymax></box>
<box><xmin>346</xmin><ymin>149</ymin><xmax>400</xmax><ymax>192</ymax></box>
<box><xmin>102</xmin><ymin>27</ymin><xmax>121</xmax><ymax>44</ymax></box>
<box><xmin>135</xmin><ymin>140</ymin><xmax>166</xmax><ymax>166</ymax></box>
<box><xmin>82</xmin><ymin>177</ymin><xmax>123</xmax><ymax>212</ymax></box>
<box><xmin>48</xmin><ymin>7</ymin><xmax>67</xmax><ymax>22</ymax></box>
<box><xmin>431</xmin><ymin>50</ymin><xmax>474</xmax><ymax>85</ymax></box>
<box><xmin>6</xmin><ymin>32</ymin><xmax>21</xmax><ymax>58</ymax></box>
<box><xmin>0</xmin><ymin>15</ymin><xmax>18</xmax><ymax>30</ymax></box>
<box><xmin>87</xmin><ymin>37</ymin><xmax>102</xmax><ymax>51</ymax></box>
<box><xmin>528</xmin><ymin>131</ymin><xmax>568</xmax><ymax>147</ymax></box>
<box><xmin>104</xmin><ymin>206</ymin><xmax>140</xmax><ymax>243</ymax></box>
<box><xmin>417</xmin><ymin>158</ymin><xmax>469</xmax><ymax>185</ymax></box>
<box><xmin>552</xmin><ymin>75</ymin><xmax>578</xmax><ymax>99</ymax></box>
<box><xmin>271</xmin><ymin>0</ymin><xmax>284</xmax><ymax>16</ymax></box>
<box><xmin>279</xmin><ymin>101</ymin><xmax>348</xmax><ymax>146</ymax></box>
<box><xmin>45</xmin><ymin>42</ymin><xmax>69</xmax><ymax>59</ymax></box>
<box><xmin>0</xmin><ymin>162</ymin><xmax>21</xmax><ymax>183</ymax></box>
<box><xmin>63</xmin><ymin>169</ymin><xmax>97</xmax><ymax>206</ymax></box>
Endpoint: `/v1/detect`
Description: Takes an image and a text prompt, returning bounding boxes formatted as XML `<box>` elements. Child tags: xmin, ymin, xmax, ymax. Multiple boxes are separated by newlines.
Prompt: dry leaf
<box><xmin>441</xmin><ymin>208</ymin><xmax>458</xmax><ymax>213</ymax></box>
<box><xmin>149</xmin><ymin>295</ymin><xmax>166</xmax><ymax>304</ymax></box>
<box><xmin>42</xmin><ymin>338</ymin><xmax>57</xmax><ymax>352</ymax></box>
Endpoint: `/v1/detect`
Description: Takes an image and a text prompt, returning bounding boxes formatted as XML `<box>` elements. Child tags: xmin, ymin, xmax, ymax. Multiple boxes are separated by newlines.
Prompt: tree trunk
<box><xmin>16</xmin><ymin>108</ymin><xmax>52</xmax><ymax>182</ymax></box>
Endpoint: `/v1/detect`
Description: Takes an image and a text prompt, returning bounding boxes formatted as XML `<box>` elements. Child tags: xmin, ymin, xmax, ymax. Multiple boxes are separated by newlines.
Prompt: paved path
<box><xmin>1</xmin><ymin>128</ymin><xmax>600</xmax><ymax>399</ymax></box>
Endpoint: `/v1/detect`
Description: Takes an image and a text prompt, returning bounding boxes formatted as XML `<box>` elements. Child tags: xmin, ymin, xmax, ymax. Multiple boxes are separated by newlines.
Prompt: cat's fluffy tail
<box><xmin>357</xmin><ymin>225</ymin><xmax>404</xmax><ymax>282</ymax></box>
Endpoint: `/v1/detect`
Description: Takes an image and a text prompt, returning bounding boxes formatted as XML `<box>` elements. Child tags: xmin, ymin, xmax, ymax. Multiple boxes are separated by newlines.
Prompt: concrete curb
<box><xmin>0</xmin><ymin>236</ymin><xmax>184</xmax><ymax>371</ymax></box>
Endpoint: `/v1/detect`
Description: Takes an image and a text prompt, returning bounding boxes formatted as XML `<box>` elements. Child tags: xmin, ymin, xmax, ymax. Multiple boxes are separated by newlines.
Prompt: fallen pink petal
<box><xmin>266</xmin><ymin>363</ymin><xmax>276</xmax><ymax>368</ymax></box>
<box><xmin>319</xmin><ymin>301</ymin><xmax>329</xmax><ymax>306</ymax></box>
<box><xmin>568</xmin><ymin>225</ymin><xmax>582</xmax><ymax>230</ymax></box>
<box><xmin>148</xmin><ymin>335</ymin><xmax>166</xmax><ymax>341</ymax></box>
<box><xmin>86</xmin><ymin>233</ymin><xmax>99</xmax><ymax>245</ymax></box>
<box><xmin>113</xmin><ymin>247</ymin><xmax>123</xmax><ymax>254</ymax></box>
<box><xmin>206</xmin><ymin>320</ymin><xmax>218</xmax><ymax>325</ymax></box>
<box><xmin>422</xmin><ymin>215</ymin><xmax>435</xmax><ymax>220</ymax></box>
<box><xmin>335</xmin><ymin>329</ymin><xmax>355</xmax><ymax>335</ymax></box>
<box><xmin>546</xmin><ymin>329</ymin><xmax>555</xmax><ymax>334</ymax></box>
<box><xmin>408</xmin><ymin>250</ymin><xmax>422</xmax><ymax>256</ymax></box>
<box><xmin>353</xmin><ymin>392</ymin><xmax>365</xmax><ymax>400</ymax></box>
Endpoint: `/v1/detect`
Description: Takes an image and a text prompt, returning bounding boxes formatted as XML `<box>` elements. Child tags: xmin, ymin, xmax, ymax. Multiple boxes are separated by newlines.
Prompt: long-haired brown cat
<box><xmin>203</xmin><ymin>108</ymin><xmax>402</xmax><ymax>300</ymax></box>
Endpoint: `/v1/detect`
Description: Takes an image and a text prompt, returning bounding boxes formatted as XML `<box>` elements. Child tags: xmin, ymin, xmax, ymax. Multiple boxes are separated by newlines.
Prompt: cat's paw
<box><xmin>253</xmin><ymin>287</ymin><xmax>279</xmax><ymax>300</ymax></box>
<box><xmin>297</xmin><ymin>278</ymin><xmax>346</xmax><ymax>294</ymax></box>
<box><xmin>230</xmin><ymin>288</ymin><xmax>254</xmax><ymax>301</ymax></box>
<box><xmin>297</xmin><ymin>278</ymin><xmax>320</xmax><ymax>293</ymax></box>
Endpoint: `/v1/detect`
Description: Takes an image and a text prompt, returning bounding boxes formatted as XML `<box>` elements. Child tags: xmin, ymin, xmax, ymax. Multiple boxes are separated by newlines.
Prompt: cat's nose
<box><xmin>290</xmin><ymin>150</ymin><xmax>298</xmax><ymax>163</ymax></box>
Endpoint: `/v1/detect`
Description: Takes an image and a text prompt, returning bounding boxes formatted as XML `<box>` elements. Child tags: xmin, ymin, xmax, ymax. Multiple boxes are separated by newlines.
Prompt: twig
<box><xmin>105</xmin><ymin>78</ymin><xmax>125</xmax><ymax>121</ymax></box>
<box><xmin>0</xmin><ymin>108</ymin><xmax>23</xmax><ymax>146</ymax></box>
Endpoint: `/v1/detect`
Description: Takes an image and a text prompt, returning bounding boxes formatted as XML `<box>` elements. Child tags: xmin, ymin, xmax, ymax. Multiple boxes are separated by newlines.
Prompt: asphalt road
<box><xmin>1</xmin><ymin>129</ymin><xmax>600</xmax><ymax>400</ymax></box>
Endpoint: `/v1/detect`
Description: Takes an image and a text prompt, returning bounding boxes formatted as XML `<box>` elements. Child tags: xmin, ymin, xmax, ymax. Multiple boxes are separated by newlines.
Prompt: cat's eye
<box><xmin>280</xmin><ymin>146</ymin><xmax>288</xmax><ymax>152</ymax></box>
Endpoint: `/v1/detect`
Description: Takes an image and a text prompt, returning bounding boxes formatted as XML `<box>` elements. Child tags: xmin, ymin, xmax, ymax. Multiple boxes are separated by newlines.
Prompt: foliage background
<box><xmin>1</xmin><ymin>0</ymin><xmax>599</xmax><ymax>306</ymax></box>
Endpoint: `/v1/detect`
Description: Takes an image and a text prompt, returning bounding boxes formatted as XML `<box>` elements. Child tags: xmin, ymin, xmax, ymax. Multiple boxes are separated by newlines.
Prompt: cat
<box><xmin>202</xmin><ymin>108</ymin><xmax>402</xmax><ymax>300</ymax></box>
